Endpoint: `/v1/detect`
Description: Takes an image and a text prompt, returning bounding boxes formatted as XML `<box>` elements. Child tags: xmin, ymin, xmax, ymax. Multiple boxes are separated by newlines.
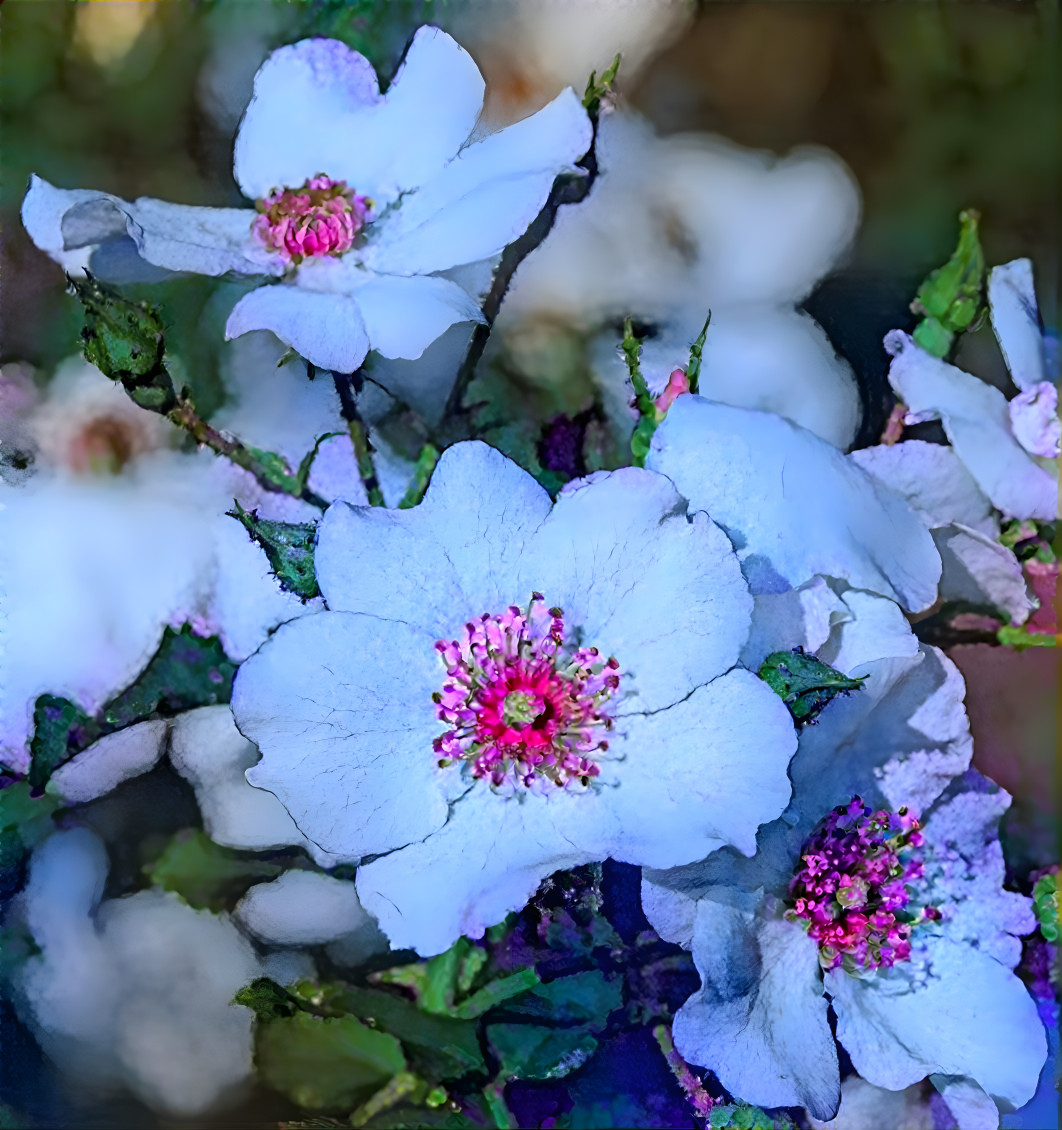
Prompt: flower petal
<box><xmin>231</xmin><ymin>612</ymin><xmax>448</xmax><ymax>861</ymax></box>
<box><xmin>828</xmin><ymin>938</ymin><xmax>1046</xmax><ymax>1113</ymax></box>
<box><xmin>884</xmin><ymin>330</ymin><xmax>1058</xmax><ymax>521</ymax></box>
<box><xmin>578</xmin><ymin>669</ymin><xmax>796</xmax><ymax>867</ymax></box>
<box><xmin>647</xmin><ymin>395</ymin><xmax>942</xmax><ymax>612</ymax></box>
<box><xmin>988</xmin><ymin>259</ymin><xmax>1047</xmax><ymax>392</ymax></box>
<box><xmin>352</xmin><ymin>272</ymin><xmax>485</xmax><ymax>360</ymax></box>
<box><xmin>22</xmin><ymin>175</ymin><xmax>281</xmax><ymax>277</ymax></box>
<box><xmin>517</xmin><ymin>468</ymin><xmax>752</xmax><ymax>711</ymax></box>
<box><xmin>234</xmin><ymin>29</ymin><xmax>484</xmax><ymax>203</ymax></box>
<box><xmin>355</xmin><ymin>786</ymin><xmax>589</xmax><ymax>956</ymax></box>
<box><xmin>225</xmin><ymin>285</ymin><xmax>369</xmax><ymax>373</ymax></box>
<box><xmin>364</xmin><ymin>87</ymin><xmax>592</xmax><ymax>276</ymax></box>
<box><xmin>672</xmin><ymin>902</ymin><xmax>840</xmax><ymax>1119</ymax></box>
<box><xmin>49</xmin><ymin>719</ymin><xmax>169</xmax><ymax>805</ymax></box>
<box><xmin>934</xmin><ymin>524</ymin><xmax>1035</xmax><ymax>625</ymax></box>
<box><xmin>235</xmin><ymin>871</ymin><xmax>372</xmax><ymax>946</ymax></box>
<box><xmin>315</xmin><ymin>441</ymin><xmax>552</xmax><ymax>636</ymax></box>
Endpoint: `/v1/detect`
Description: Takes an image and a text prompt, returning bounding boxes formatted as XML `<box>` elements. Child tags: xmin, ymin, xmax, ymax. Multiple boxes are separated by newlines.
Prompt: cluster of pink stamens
<box><xmin>253</xmin><ymin>175</ymin><xmax>371</xmax><ymax>264</ymax></box>
<box><xmin>786</xmin><ymin>797</ymin><xmax>939</xmax><ymax>973</ymax></box>
<box><xmin>432</xmin><ymin>594</ymin><xmax>622</xmax><ymax>790</ymax></box>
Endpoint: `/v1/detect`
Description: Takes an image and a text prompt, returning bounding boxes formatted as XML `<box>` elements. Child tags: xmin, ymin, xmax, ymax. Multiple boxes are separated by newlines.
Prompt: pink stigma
<box><xmin>432</xmin><ymin>594</ymin><xmax>622</xmax><ymax>791</ymax></box>
<box><xmin>253</xmin><ymin>175</ymin><xmax>372</xmax><ymax>265</ymax></box>
<box><xmin>786</xmin><ymin>797</ymin><xmax>937</xmax><ymax>972</ymax></box>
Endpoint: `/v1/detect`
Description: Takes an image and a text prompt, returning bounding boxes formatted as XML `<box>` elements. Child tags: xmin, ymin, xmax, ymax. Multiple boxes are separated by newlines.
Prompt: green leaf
<box><xmin>143</xmin><ymin>829</ymin><xmax>284</xmax><ymax>911</ymax></box>
<box><xmin>486</xmin><ymin>1023</ymin><xmax>598</xmax><ymax>1080</ymax></box>
<box><xmin>233</xmin><ymin>977</ymin><xmax>302</xmax><ymax>1022</ymax></box>
<box><xmin>758</xmin><ymin>649</ymin><xmax>866</xmax><ymax>725</ymax></box>
<box><xmin>686</xmin><ymin>310</ymin><xmax>712</xmax><ymax>395</ymax></box>
<box><xmin>104</xmin><ymin>625</ymin><xmax>236</xmax><ymax>727</ymax></box>
<box><xmin>230</xmin><ymin>500</ymin><xmax>320</xmax><ymax>600</ymax></box>
<box><xmin>1033</xmin><ymin>871</ymin><xmax>1059</xmax><ymax>943</ymax></box>
<box><xmin>582</xmin><ymin>53</ymin><xmax>621</xmax><ymax>117</ymax></box>
<box><xmin>27</xmin><ymin>695</ymin><xmax>99</xmax><ymax>790</ymax></box>
<box><xmin>297</xmin><ymin>984</ymin><xmax>486</xmax><ymax>1080</ymax></box>
<box><xmin>997</xmin><ymin>625</ymin><xmax>1058</xmax><ymax>650</ymax></box>
<box><xmin>504</xmin><ymin>971</ymin><xmax>622</xmax><ymax>1029</ymax></box>
<box><xmin>245</xmin><ymin>444</ymin><xmax>302</xmax><ymax>494</ymax></box>
<box><xmin>911</xmin><ymin>209</ymin><xmax>985</xmax><ymax>356</ymax></box>
<box><xmin>256</xmin><ymin>1011</ymin><xmax>405</xmax><ymax>1111</ymax></box>
<box><xmin>709</xmin><ymin>1102</ymin><xmax>790</xmax><ymax>1129</ymax></box>
<box><xmin>0</xmin><ymin>780</ymin><xmax>59</xmax><ymax>848</ymax></box>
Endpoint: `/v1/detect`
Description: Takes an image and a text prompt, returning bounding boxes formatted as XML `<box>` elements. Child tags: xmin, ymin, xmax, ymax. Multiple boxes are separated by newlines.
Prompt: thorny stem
<box><xmin>332</xmin><ymin>370</ymin><xmax>386</xmax><ymax>507</ymax></box>
<box><xmin>437</xmin><ymin>76</ymin><xmax>611</xmax><ymax>436</ymax></box>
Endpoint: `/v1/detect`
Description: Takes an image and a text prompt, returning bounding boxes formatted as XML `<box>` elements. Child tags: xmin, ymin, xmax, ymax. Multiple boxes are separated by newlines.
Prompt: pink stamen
<box><xmin>432</xmin><ymin>594</ymin><xmax>622</xmax><ymax>791</ymax></box>
<box><xmin>786</xmin><ymin>797</ymin><xmax>935</xmax><ymax>972</ymax></box>
<box><xmin>253</xmin><ymin>175</ymin><xmax>372</xmax><ymax>265</ymax></box>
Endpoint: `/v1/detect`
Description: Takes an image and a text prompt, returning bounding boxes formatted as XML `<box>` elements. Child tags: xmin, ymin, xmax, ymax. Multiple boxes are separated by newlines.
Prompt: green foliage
<box><xmin>758</xmin><ymin>649</ymin><xmax>867</xmax><ymax>726</ymax></box>
<box><xmin>234</xmin><ymin>977</ymin><xmax>303</xmax><ymax>1022</ymax></box>
<box><xmin>256</xmin><ymin>1010</ymin><xmax>406</xmax><ymax>1111</ymax></box>
<box><xmin>685</xmin><ymin>311</ymin><xmax>712</xmax><ymax>395</ymax></box>
<box><xmin>582</xmin><ymin>53</ymin><xmax>621</xmax><ymax>118</ymax></box>
<box><xmin>622</xmin><ymin>318</ymin><xmax>657</xmax><ymax>467</ymax></box>
<box><xmin>231</xmin><ymin>501</ymin><xmax>320</xmax><ymax>599</ymax></box>
<box><xmin>376</xmin><ymin>937</ymin><xmax>540</xmax><ymax>1020</ymax></box>
<box><xmin>104</xmin><ymin>625</ymin><xmax>236</xmax><ymax>727</ymax></box>
<box><xmin>1033</xmin><ymin>871</ymin><xmax>1059</xmax><ymax>943</ymax></box>
<box><xmin>997</xmin><ymin>625</ymin><xmax>1058</xmax><ymax>650</ymax></box>
<box><xmin>910</xmin><ymin>209</ymin><xmax>985</xmax><ymax>359</ymax></box>
<box><xmin>709</xmin><ymin>1102</ymin><xmax>790</xmax><ymax>1129</ymax></box>
<box><xmin>399</xmin><ymin>444</ymin><xmax>440</xmax><ymax>510</ymax></box>
<box><xmin>143</xmin><ymin>829</ymin><xmax>284</xmax><ymax>910</ymax></box>
<box><xmin>0</xmin><ymin>780</ymin><xmax>59</xmax><ymax>852</ymax></box>
<box><xmin>27</xmin><ymin>695</ymin><xmax>99</xmax><ymax>790</ymax></box>
<box><xmin>486</xmin><ymin>1024</ymin><xmax>598</xmax><ymax>1081</ymax></box>
<box><xmin>504</xmin><ymin>971</ymin><xmax>622</xmax><ymax>1027</ymax></box>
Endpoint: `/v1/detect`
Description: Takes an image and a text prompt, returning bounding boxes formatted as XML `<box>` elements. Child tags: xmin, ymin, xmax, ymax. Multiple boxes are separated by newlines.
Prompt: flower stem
<box><xmin>653</xmin><ymin>1023</ymin><xmax>715</xmax><ymax>1118</ymax></box>
<box><xmin>332</xmin><ymin>370</ymin><xmax>386</xmax><ymax>507</ymax></box>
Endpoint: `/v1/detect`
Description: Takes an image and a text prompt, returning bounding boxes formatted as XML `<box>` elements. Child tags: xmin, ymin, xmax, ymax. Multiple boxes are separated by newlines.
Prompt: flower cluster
<box><xmin>252</xmin><ymin>175</ymin><xmax>373</xmax><ymax>264</ymax></box>
<box><xmin>787</xmin><ymin>797</ymin><xmax>937</xmax><ymax>972</ymax></box>
<box><xmin>433</xmin><ymin>593</ymin><xmax>621</xmax><ymax>789</ymax></box>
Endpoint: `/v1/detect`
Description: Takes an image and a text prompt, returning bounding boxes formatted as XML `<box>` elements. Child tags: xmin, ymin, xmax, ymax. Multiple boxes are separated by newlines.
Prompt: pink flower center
<box><xmin>786</xmin><ymin>796</ymin><xmax>938</xmax><ymax>972</ymax></box>
<box><xmin>252</xmin><ymin>175</ymin><xmax>372</xmax><ymax>265</ymax></box>
<box><xmin>433</xmin><ymin>594</ymin><xmax>622</xmax><ymax>791</ymax></box>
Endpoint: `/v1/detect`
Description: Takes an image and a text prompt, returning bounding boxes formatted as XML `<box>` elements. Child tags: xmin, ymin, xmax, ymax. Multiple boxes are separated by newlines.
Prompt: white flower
<box><xmin>232</xmin><ymin>440</ymin><xmax>797</xmax><ymax>957</ymax></box>
<box><xmin>501</xmin><ymin>112</ymin><xmax>862</xmax><ymax>448</ymax></box>
<box><xmin>642</xmin><ymin>592</ymin><xmax>1045</xmax><ymax>1123</ymax></box>
<box><xmin>21</xmin><ymin>28</ymin><xmax>592</xmax><ymax>374</ymax></box>
<box><xmin>0</xmin><ymin>359</ymin><xmax>332</xmax><ymax>775</ymax></box>
<box><xmin>884</xmin><ymin>258</ymin><xmax>1059</xmax><ymax>521</ymax></box>
<box><xmin>645</xmin><ymin>394</ymin><xmax>942</xmax><ymax>612</ymax></box>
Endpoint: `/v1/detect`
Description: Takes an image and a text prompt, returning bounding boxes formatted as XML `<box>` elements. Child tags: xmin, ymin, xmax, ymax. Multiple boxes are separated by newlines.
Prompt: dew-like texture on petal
<box><xmin>673</xmin><ymin>903</ymin><xmax>840</xmax><ymax>1119</ymax></box>
<box><xmin>517</xmin><ymin>468</ymin><xmax>751</xmax><ymax>712</ymax></box>
<box><xmin>169</xmin><ymin>706</ymin><xmax>320</xmax><ymax>858</ymax></box>
<box><xmin>234</xmin><ymin>30</ymin><xmax>484</xmax><ymax>204</ymax></box>
<box><xmin>885</xmin><ymin>331</ymin><xmax>1058</xmax><ymax>521</ymax></box>
<box><xmin>232</xmin><ymin>612</ymin><xmax>446</xmax><ymax>861</ymax></box>
<box><xmin>828</xmin><ymin>938</ymin><xmax>1047</xmax><ymax>1113</ymax></box>
<box><xmin>49</xmin><ymin>719</ymin><xmax>169</xmax><ymax>804</ymax></box>
<box><xmin>647</xmin><ymin>396</ymin><xmax>941</xmax><ymax>611</ymax></box>
<box><xmin>15</xmin><ymin>831</ymin><xmax>262</xmax><ymax>1117</ymax></box>
<box><xmin>235</xmin><ymin>871</ymin><xmax>371</xmax><ymax>946</ymax></box>
<box><xmin>579</xmin><ymin>670</ymin><xmax>795</xmax><ymax>867</ymax></box>
<box><xmin>988</xmin><ymin>259</ymin><xmax>1047</xmax><ymax>392</ymax></box>
<box><xmin>350</xmin><ymin>272</ymin><xmax>485</xmax><ymax>360</ymax></box>
<box><xmin>638</xmin><ymin>308</ymin><xmax>860</xmax><ymax>450</ymax></box>
<box><xmin>225</xmin><ymin>284</ymin><xmax>370</xmax><ymax>373</ymax></box>
<box><xmin>364</xmin><ymin>88</ymin><xmax>591</xmax><ymax>276</ymax></box>
<box><xmin>850</xmin><ymin>441</ymin><xmax>996</xmax><ymax>535</ymax></box>
<box><xmin>933</xmin><ymin>524</ymin><xmax>1034</xmax><ymax>625</ymax></box>
<box><xmin>22</xmin><ymin>176</ymin><xmax>282</xmax><ymax>278</ymax></box>
<box><xmin>315</xmin><ymin>441</ymin><xmax>552</xmax><ymax>636</ymax></box>
<box><xmin>355</xmin><ymin>786</ymin><xmax>589</xmax><ymax>956</ymax></box>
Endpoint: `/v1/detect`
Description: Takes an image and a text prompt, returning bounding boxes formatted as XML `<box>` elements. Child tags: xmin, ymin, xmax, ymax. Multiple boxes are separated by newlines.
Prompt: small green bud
<box><xmin>911</xmin><ymin>209</ymin><xmax>985</xmax><ymax>357</ymax></box>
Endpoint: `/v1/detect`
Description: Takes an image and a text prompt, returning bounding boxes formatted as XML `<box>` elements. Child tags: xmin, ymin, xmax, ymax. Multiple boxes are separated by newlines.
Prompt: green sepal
<box><xmin>255</xmin><ymin>1010</ymin><xmax>406</xmax><ymax>1111</ymax></box>
<box><xmin>233</xmin><ymin>977</ymin><xmax>303</xmax><ymax>1022</ymax></box>
<box><xmin>758</xmin><ymin>649</ymin><xmax>867</xmax><ymax>725</ymax></box>
<box><xmin>485</xmin><ymin>1022</ymin><xmax>598</xmax><ymax>1081</ymax></box>
<box><xmin>912</xmin><ymin>316</ymin><xmax>955</xmax><ymax>360</ymax></box>
<box><xmin>686</xmin><ymin>310</ymin><xmax>712</xmax><ymax>394</ymax></box>
<box><xmin>399</xmin><ymin>444</ymin><xmax>440</xmax><ymax>510</ymax></box>
<box><xmin>911</xmin><ymin>209</ymin><xmax>985</xmax><ymax>356</ymax></box>
<box><xmin>143</xmin><ymin>829</ymin><xmax>284</xmax><ymax>911</ymax></box>
<box><xmin>621</xmin><ymin>317</ymin><xmax>659</xmax><ymax>468</ymax></box>
<box><xmin>503</xmin><ymin>970</ymin><xmax>622</xmax><ymax>1029</ymax></box>
<box><xmin>582</xmin><ymin>53</ymin><xmax>621</xmax><ymax>117</ymax></box>
<box><xmin>1033</xmin><ymin>871</ymin><xmax>1059</xmax><ymax>943</ymax></box>
<box><xmin>230</xmin><ymin>499</ymin><xmax>320</xmax><ymax>599</ymax></box>
<box><xmin>104</xmin><ymin>624</ymin><xmax>236</xmax><ymax>727</ymax></box>
<box><xmin>27</xmin><ymin>694</ymin><xmax>99</xmax><ymax>791</ymax></box>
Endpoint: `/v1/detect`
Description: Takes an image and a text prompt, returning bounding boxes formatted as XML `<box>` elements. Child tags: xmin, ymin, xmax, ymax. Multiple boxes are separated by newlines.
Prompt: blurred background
<box><xmin>0</xmin><ymin>1</ymin><xmax>1058</xmax><ymax>1124</ymax></box>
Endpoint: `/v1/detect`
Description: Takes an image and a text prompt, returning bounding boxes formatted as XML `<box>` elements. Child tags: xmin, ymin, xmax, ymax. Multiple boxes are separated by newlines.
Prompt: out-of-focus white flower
<box><xmin>232</xmin><ymin>440</ymin><xmax>797</xmax><ymax>957</ymax></box>
<box><xmin>501</xmin><ymin>112</ymin><xmax>862</xmax><ymax>448</ymax></box>
<box><xmin>884</xmin><ymin>259</ymin><xmax>1059</xmax><ymax>521</ymax></box>
<box><xmin>22</xmin><ymin>28</ymin><xmax>592</xmax><ymax>375</ymax></box>
<box><xmin>0</xmin><ymin>359</ymin><xmax>326</xmax><ymax>775</ymax></box>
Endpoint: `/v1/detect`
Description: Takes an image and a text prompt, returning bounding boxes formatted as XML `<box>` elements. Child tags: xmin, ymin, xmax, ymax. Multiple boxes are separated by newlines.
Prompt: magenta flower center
<box><xmin>252</xmin><ymin>174</ymin><xmax>371</xmax><ymax>265</ymax></box>
<box><xmin>433</xmin><ymin>594</ymin><xmax>622</xmax><ymax>790</ymax></box>
<box><xmin>786</xmin><ymin>796</ymin><xmax>938</xmax><ymax>972</ymax></box>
